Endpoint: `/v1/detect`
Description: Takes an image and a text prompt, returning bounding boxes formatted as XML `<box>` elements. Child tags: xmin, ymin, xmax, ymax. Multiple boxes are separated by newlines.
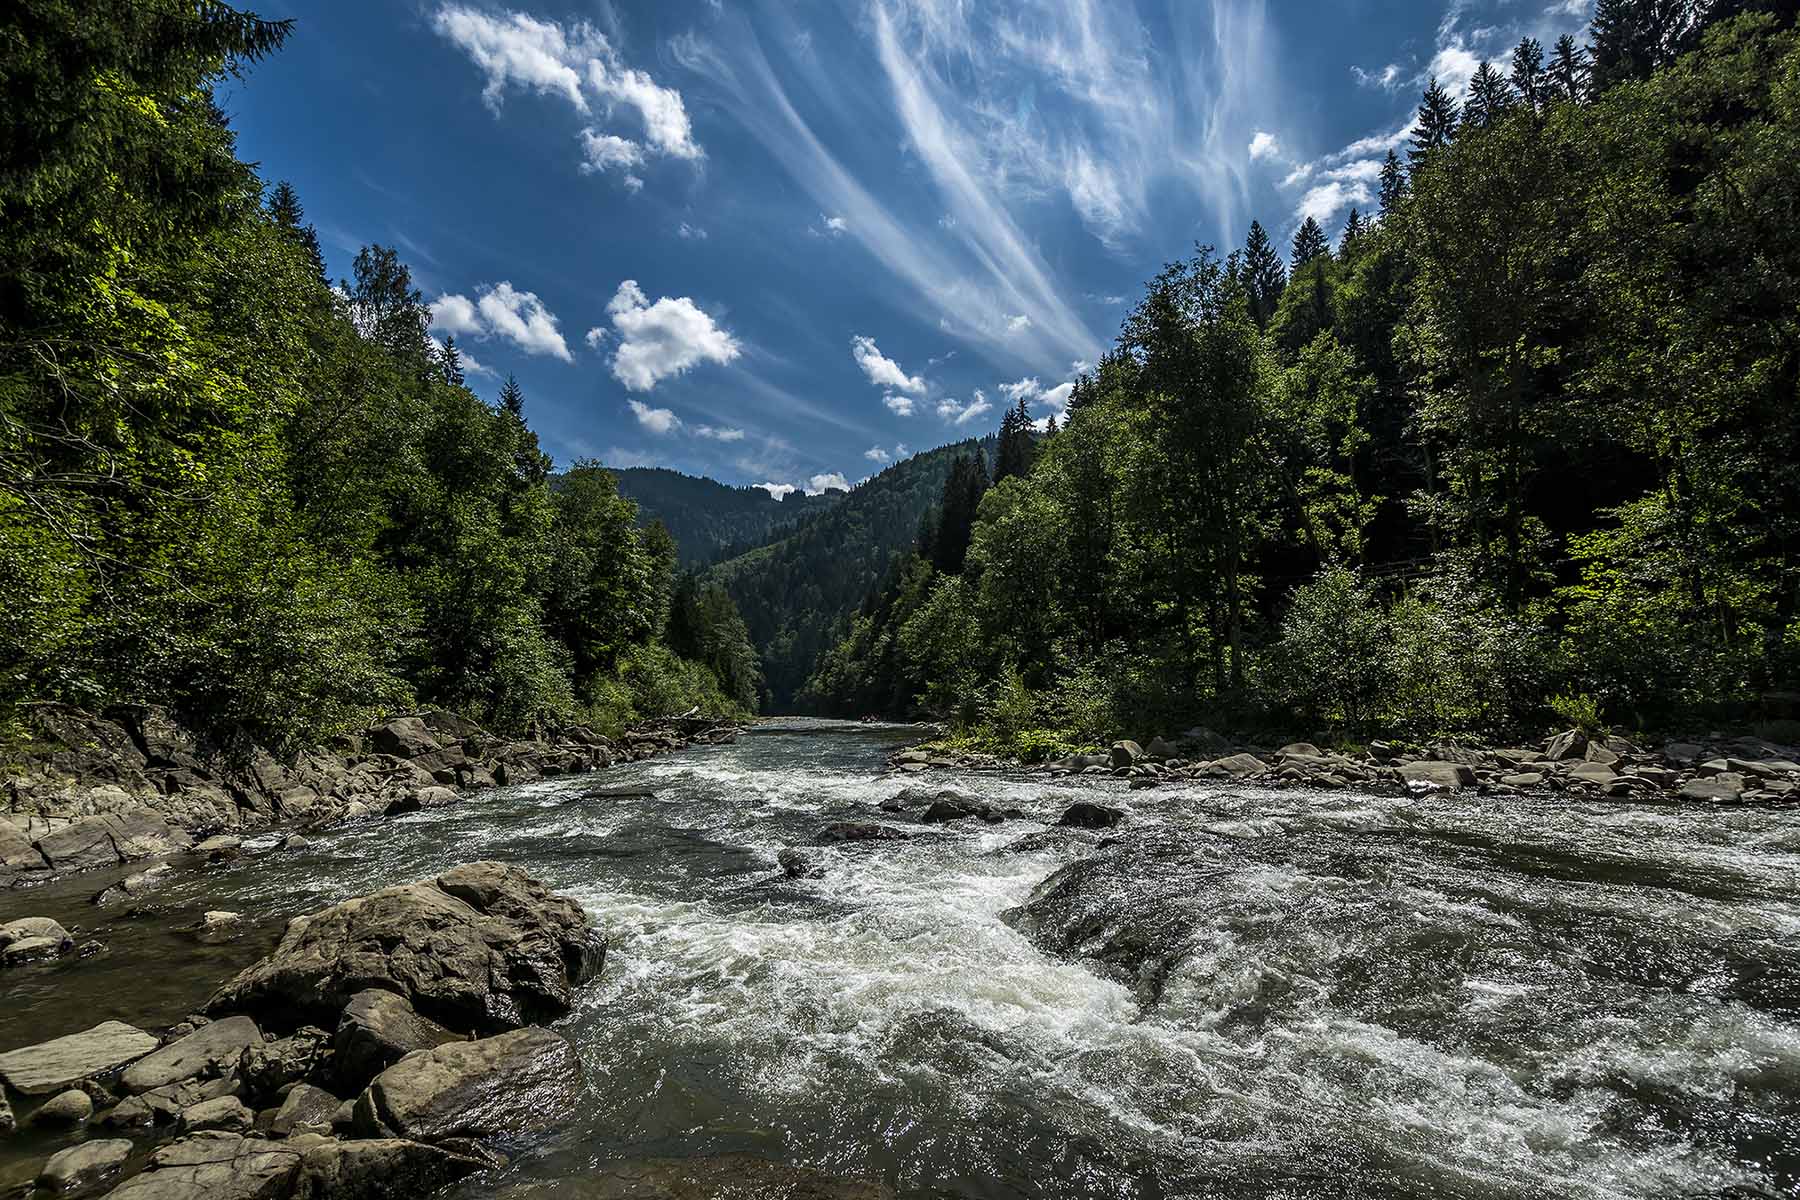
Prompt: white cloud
<box><xmin>430</xmin><ymin>334</ymin><xmax>495</xmax><ymax>378</ymax></box>
<box><xmin>677</xmin><ymin>222</ymin><xmax>708</xmax><ymax>240</ymax></box>
<box><xmin>851</xmin><ymin>336</ymin><xmax>926</xmax><ymax>395</ymax></box>
<box><xmin>804</xmin><ymin>472</ymin><xmax>851</xmax><ymax>495</ymax></box>
<box><xmin>937</xmin><ymin>392</ymin><xmax>993</xmax><ymax>426</ymax></box>
<box><xmin>628</xmin><ymin>400</ymin><xmax>680</xmax><ymax>434</ymax></box>
<box><xmin>1000</xmin><ymin>377</ymin><xmax>1040</xmax><ymax>403</ymax></box>
<box><xmin>811</xmin><ymin>213</ymin><xmax>849</xmax><ymax>237</ymax></box>
<box><xmin>585</xmin><ymin>326</ymin><xmax>609</xmax><ymax>349</ymax></box>
<box><xmin>1005</xmin><ymin>314</ymin><xmax>1032</xmax><ymax>335</ymax></box>
<box><xmin>430</xmin><ymin>282</ymin><xmax>572</xmax><ymax>362</ymax></box>
<box><xmin>1249</xmin><ymin>131</ymin><xmax>1281</xmax><ymax>161</ymax></box>
<box><xmin>579</xmin><ymin>130</ymin><xmax>644</xmax><ymax>176</ymax></box>
<box><xmin>883</xmin><ymin>394</ymin><xmax>916</xmax><ymax>417</ymax></box>
<box><xmin>604</xmin><ymin>279</ymin><xmax>742</xmax><ymax>391</ymax></box>
<box><xmin>622</xmin><ymin>174</ymin><xmax>645</xmax><ymax>194</ymax></box>
<box><xmin>756</xmin><ymin>482</ymin><xmax>797</xmax><ymax>500</ymax></box>
<box><xmin>695</xmin><ymin>425</ymin><xmax>746</xmax><ymax>442</ymax></box>
<box><xmin>1351</xmin><ymin>64</ymin><xmax>1403</xmax><ymax>90</ymax></box>
<box><xmin>864</xmin><ymin>446</ymin><xmax>891</xmax><ymax>463</ymax></box>
<box><xmin>1041</xmin><ymin>381</ymin><xmax>1074</xmax><ymax>411</ymax></box>
<box><xmin>586</xmin><ymin>57</ymin><xmax>702</xmax><ymax>161</ymax></box>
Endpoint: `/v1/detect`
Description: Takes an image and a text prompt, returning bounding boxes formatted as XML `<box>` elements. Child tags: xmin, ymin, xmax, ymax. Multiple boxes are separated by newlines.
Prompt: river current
<box><xmin>4</xmin><ymin>719</ymin><xmax>1799</xmax><ymax>1199</ymax></box>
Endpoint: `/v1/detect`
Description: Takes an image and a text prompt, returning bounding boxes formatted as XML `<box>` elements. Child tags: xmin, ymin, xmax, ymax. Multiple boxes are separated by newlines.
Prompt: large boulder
<box><xmin>0</xmin><ymin>916</ymin><xmax>75</xmax><ymax>965</ymax></box>
<box><xmin>351</xmin><ymin>1026</ymin><xmax>582</xmax><ymax>1144</ymax></box>
<box><xmin>0</xmin><ymin>1021</ymin><xmax>159</xmax><ymax>1095</ymax></box>
<box><xmin>289</xmin><ymin>1136</ymin><xmax>486</xmax><ymax>1200</ymax></box>
<box><xmin>102</xmin><ymin>1132</ymin><xmax>303</xmax><ymax>1200</ymax></box>
<box><xmin>1056</xmin><ymin>802</ymin><xmax>1126</xmax><ymax>830</ymax></box>
<box><xmin>331</xmin><ymin>991</ymin><xmax>458</xmax><ymax>1095</ymax></box>
<box><xmin>269</xmin><ymin>1083</ymin><xmax>342</xmax><ymax>1138</ymax></box>
<box><xmin>121</xmin><ymin>1016</ymin><xmax>262</xmax><ymax>1095</ymax></box>
<box><xmin>38</xmin><ymin>1138</ymin><xmax>133</xmax><ymax>1196</ymax></box>
<box><xmin>1399</xmin><ymin>761</ymin><xmax>1477</xmax><ymax>790</ymax></box>
<box><xmin>206</xmin><ymin>863</ymin><xmax>605</xmax><ymax>1035</ymax></box>
<box><xmin>33</xmin><ymin>809</ymin><xmax>192</xmax><ymax>873</ymax></box>
<box><xmin>368</xmin><ymin>717</ymin><xmax>443</xmax><ymax>761</ymax></box>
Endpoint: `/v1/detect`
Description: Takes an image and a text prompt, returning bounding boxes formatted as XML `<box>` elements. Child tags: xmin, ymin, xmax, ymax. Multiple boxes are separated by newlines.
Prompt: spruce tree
<box><xmin>1378</xmin><ymin>150</ymin><xmax>1407</xmax><ymax>218</ymax></box>
<box><xmin>1511</xmin><ymin>37</ymin><xmax>1546</xmax><ymax>111</ymax></box>
<box><xmin>442</xmin><ymin>336</ymin><xmax>465</xmax><ymax>387</ymax></box>
<box><xmin>1341</xmin><ymin>209</ymin><xmax>1367</xmax><ymax>258</ymax></box>
<box><xmin>1591</xmin><ymin>0</ymin><xmax>1694</xmax><ymax>90</ymax></box>
<box><xmin>1465</xmin><ymin>62</ymin><xmax>1514</xmax><ymax>128</ymax></box>
<box><xmin>1410</xmin><ymin>76</ymin><xmax>1461</xmax><ymax>166</ymax></box>
<box><xmin>1291</xmin><ymin>217</ymin><xmax>1330</xmax><ymax>270</ymax></box>
<box><xmin>1044</xmin><ymin>413</ymin><xmax>1060</xmax><ymax>436</ymax></box>
<box><xmin>499</xmin><ymin>373</ymin><xmax>525</xmax><ymax>420</ymax></box>
<box><xmin>1551</xmin><ymin>35</ymin><xmax>1592</xmax><ymax>102</ymax></box>
<box><xmin>1242</xmin><ymin>220</ymin><xmax>1288</xmax><ymax>328</ymax></box>
<box><xmin>266</xmin><ymin>179</ymin><xmax>324</xmax><ymax>280</ymax></box>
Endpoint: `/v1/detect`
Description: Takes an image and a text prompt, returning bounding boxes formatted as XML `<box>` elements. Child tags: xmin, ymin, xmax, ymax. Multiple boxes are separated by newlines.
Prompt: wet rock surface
<box><xmin>0</xmin><ymin>1022</ymin><xmax>160</xmax><ymax>1096</ymax></box>
<box><xmin>351</xmin><ymin>1027</ymin><xmax>582</xmax><ymax>1145</ymax></box>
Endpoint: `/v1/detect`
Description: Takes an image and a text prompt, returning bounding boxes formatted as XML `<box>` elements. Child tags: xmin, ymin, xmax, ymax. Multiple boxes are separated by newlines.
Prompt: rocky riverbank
<box><xmin>889</xmin><ymin>726</ymin><xmax>1800</xmax><ymax>805</ymax></box>
<box><xmin>1</xmin><ymin>704</ymin><xmax>737</xmax><ymax>907</ymax></box>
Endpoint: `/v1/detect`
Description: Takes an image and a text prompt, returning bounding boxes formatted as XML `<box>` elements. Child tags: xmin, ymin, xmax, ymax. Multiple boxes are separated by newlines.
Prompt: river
<box><xmin>3</xmin><ymin>719</ymin><xmax>1798</xmax><ymax>1199</ymax></box>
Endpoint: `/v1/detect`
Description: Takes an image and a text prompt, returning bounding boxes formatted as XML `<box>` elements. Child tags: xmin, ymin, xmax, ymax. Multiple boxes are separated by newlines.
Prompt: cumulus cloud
<box><xmin>430</xmin><ymin>282</ymin><xmax>572</xmax><ymax>362</ymax></box>
<box><xmin>883</xmin><ymin>394</ymin><xmax>916</xmax><ymax>417</ymax></box>
<box><xmin>864</xmin><ymin>446</ymin><xmax>891</xmax><ymax>463</ymax></box>
<box><xmin>851</xmin><ymin>336</ymin><xmax>927</xmax><ymax>396</ymax></box>
<box><xmin>1249</xmin><ymin>131</ymin><xmax>1281</xmax><ymax>161</ymax></box>
<box><xmin>603</xmin><ymin>279</ymin><xmax>742</xmax><ymax>391</ymax></box>
<box><xmin>432</xmin><ymin>4</ymin><xmax>701</xmax><ymax>186</ymax></box>
<box><xmin>584</xmin><ymin>326</ymin><xmax>609</xmax><ymax>349</ymax></box>
<box><xmin>695</xmin><ymin>425</ymin><xmax>746</xmax><ymax>442</ymax></box>
<box><xmin>1005</xmin><ymin>314</ymin><xmax>1032</xmax><ymax>335</ymax></box>
<box><xmin>937</xmin><ymin>392</ymin><xmax>993</xmax><ymax>426</ymax></box>
<box><xmin>628</xmin><ymin>399</ymin><xmax>680</xmax><ymax>434</ymax></box>
<box><xmin>811</xmin><ymin>214</ymin><xmax>849</xmax><ymax>237</ymax></box>
<box><xmin>804</xmin><ymin>472</ymin><xmax>851</xmax><ymax>495</ymax></box>
<box><xmin>1000</xmin><ymin>377</ymin><xmax>1040</xmax><ymax>403</ymax></box>
<box><xmin>677</xmin><ymin>222</ymin><xmax>708</xmax><ymax>240</ymax></box>
<box><xmin>756</xmin><ymin>482</ymin><xmax>797</xmax><ymax>500</ymax></box>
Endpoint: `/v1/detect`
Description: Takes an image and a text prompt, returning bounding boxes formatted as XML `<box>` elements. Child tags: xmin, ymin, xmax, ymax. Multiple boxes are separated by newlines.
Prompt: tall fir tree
<box><xmin>1378</xmin><ymin>150</ymin><xmax>1407</xmax><ymax>218</ymax></box>
<box><xmin>1291</xmin><ymin>217</ymin><xmax>1331</xmax><ymax>270</ymax></box>
<box><xmin>1242</xmin><ymin>220</ymin><xmax>1289</xmax><ymax>328</ymax></box>
<box><xmin>1551</xmin><ymin>34</ymin><xmax>1592</xmax><ymax>101</ymax></box>
<box><xmin>266</xmin><ymin>179</ymin><xmax>324</xmax><ymax>281</ymax></box>
<box><xmin>499</xmin><ymin>373</ymin><xmax>525</xmax><ymax>421</ymax></box>
<box><xmin>1511</xmin><ymin>37</ymin><xmax>1547</xmax><ymax>110</ymax></box>
<box><xmin>994</xmin><ymin>398</ymin><xmax>1036</xmax><ymax>484</ymax></box>
<box><xmin>1410</xmin><ymin>76</ymin><xmax>1461</xmax><ymax>165</ymax></box>
<box><xmin>1341</xmin><ymin>209</ymin><xmax>1367</xmax><ymax>258</ymax></box>
<box><xmin>1591</xmin><ymin>0</ymin><xmax>1692</xmax><ymax>89</ymax></box>
<box><xmin>1465</xmin><ymin>61</ymin><xmax>1515</xmax><ymax>128</ymax></box>
<box><xmin>441</xmin><ymin>336</ymin><xmax>466</xmax><ymax>387</ymax></box>
<box><xmin>931</xmin><ymin>453</ymin><xmax>989</xmax><ymax>574</ymax></box>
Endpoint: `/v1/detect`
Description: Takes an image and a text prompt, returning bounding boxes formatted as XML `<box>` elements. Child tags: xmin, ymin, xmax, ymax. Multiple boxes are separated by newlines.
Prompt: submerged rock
<box><xmin>38</xmin><ymin>1138</ymin><xmax>133</xmax><ymax>1196</ymax></box>
<box><xmin>0</xmin><ymin>1021</ymin><xmax>159</xmax><ymax>1096</ymax></box>
<box><xmin>814</xmin><ymin>821</ymin><xmax>911</xmax><ymax>845</ymax></box>
<box><xmin>351</xmin><ymin>1026</ymin><xmax>582</xmax><ymax>1145</ymax></box>
<box><xmin>205</xmin><ymin>862</ymin><xmax>606</xmax><ymax>1034</ymax></box>
<box><xmin>1056</xmin><ymin>802</ymin><xmax>1126</xmax><ymax>830</ymax></box>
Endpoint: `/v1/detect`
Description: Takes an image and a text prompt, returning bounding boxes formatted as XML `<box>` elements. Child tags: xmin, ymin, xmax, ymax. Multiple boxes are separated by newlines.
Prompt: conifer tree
<box><xmin>1341</xmin><ymin>209</ymin><xmax>1367</xmax><ymax>258</ymax></box>
<box><xmin>994</xmin><ymin>399</ymin><xmax>1036</xmax><ymax>484</ymax></box>
<box><xmin>1242</xmin><ymin>220</ymin><xmax>1288</xmax><ymax>328</ymax></box>
<box><xmin>1410</xmin><ymin>76</ymin><xmax>1461</xmax><ymax>166</ymax></box>
<box><xmin>1291</xmin><ymin>218</ymin><xmax>1331</xmax><ymax>270</ymax></box>
<box><xmin>1591</xmin><ymin>0</ymin><xmax>1692</xmax><ymax>89</ymax></box>
<box><xmin>1551</xmin><ymin>34</ymin><xmax>1592</xmax><ymax>102</ymax></box>
<box><xmin>441</xmin><ymin>336</ymin><xmax>465</xmax><ymax>387</ymax></box>
<box><xmin>1511</xmin><ymin>37</ymin><xmax>1546</xmax><ymax>110</ymax></box>
<box><xmin>266</xmin><ymin>179</ymin><xmax>324</xmax><ymax>280</ymax></box>
<box><xmin>1378</xmin><ymin>151</ymin><xmax>1407</xmax><ymax>218</ymax></box>
<box><xmin>1465</xmin><ymin>62</ymin><xmax>1514</xmax><ymax>128</ymax></box>
<box><xmin>1044</xmin><ymin>413</ymin><xmax>1060</xmax><ymax>436</ymax></box>
<box><xmin>499</xmin><ymin>373</ymin><xmax>525</xmax><ymax>421</ymax></box>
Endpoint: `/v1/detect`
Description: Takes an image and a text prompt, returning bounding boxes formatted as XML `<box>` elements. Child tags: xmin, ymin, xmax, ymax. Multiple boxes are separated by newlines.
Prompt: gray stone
<box><xmin>814</xmin><ymin>822</ymin><xmax>911</xmax><ymax>844</ymax></box>
<box><xmin>1544</xmin><ymin>730</ymin><xmax>1588</xmax><ymax>761</ymax></box>
<box><xmin>1584</xmin><ymin>743</ymin><xmax>1622</xmax><ymax>766</ymax></box>
<box><xmin>3</xmin><ymin>935</ymin><xmax>69</xmax><ymax>966</ymax></box>
<box><xmin>1277</xmin><ymin>742</ymin><xmax>1322</xmax><ymax>759</ymax></box>
<box><xmin>289</xmin><ymin>1136</ymin><xmax>485</xmax><ymax>1200</ymax></box>
<box><xmin>1567</xmin><ymin>761</ymin><xmax>1619</xmax><ymax>785</ymax></box>
<box><xmin>33</xmin><ymin>809</ymin><xmax>192</xmax><ymax>873</ymax></box>
<box><xmin>369</xmin><ymin>717</ymin><xmax>442</xmax><ymax>760</ymax></box>
<box><xmin>1500</xmin><ymin>772</ymin><xmax>1546</xmax><ymax>787</ymax></box>
<box><xmin>121</xmin><ymin>1015</ymin><xmax>262</xmax><ymax>1094</ymax></box>
<box><xmin>352</xmin><ymin>1026</ymin><xmax>583</xmax><ymax>1144</ymax></box>
<box><xmin>1211</xmin><ymin>753</ymin><xmax>1268</xmax><ymax>778</ymax></box>
<box><xmin>1681</xmin><ymin>776</ymin><xmax>1748</xmax><ymax>803</ymax></box>
<box><xmin>1662</xmin><ymin>741</ymin><xmax>1705</xmax><ymax>764</ymax></box>
<box><xmin>1109</xmin><ymin>740</ymin><xmax>1143</xmax><ymax>768</ymax></box>
<box><xmin>32</xmin><ymin>1088</ymin><xmax>94</xmax><ymax>1125</ymax></box>
<box><xmin>37</xmin><ymin>1138</ymin><xmax>133</xmax><ymax>1196</ymax></box>
<box><xmin>179</xmin><ymin>1095</ymin><xmax>255</xmax><ymax>1134</ymax></box>
<box><xmin>1056</xmin><ymin>802</ymin><xmax>1126</xmax><ymax>830</ymax></box>
<box><xmin>238</xmin><ymin>1026</ymin><xmax>329</xmax><ymax>1104</ymax></box>
<box><xmin>92</xmin><ymin>863</ymin><xmax>175</xmax><ymax>907</ymax></box>
<box><xmin>102</xmin><ymin>1132</ymin><xmax>302</xmax><ymax>1200</ymax></box>
<box><xmin>207</xmin><ymin>863</ymin><xmax>605</xmax><ymax>1035</ymax></box>
<box><xmin>0</xmin><ymin>1021</ymin><xmax>159</xmax><ymax>1095</ymax></box>
<box><xmin>195</xmin><ymin>835</ymin><xmax>243</xmax><ymax>860</ymax></box>
<box><xmin>332</xmin><ymin>991</ymin><xmax>459</xmax><ymax>1095</ymax></box>
<box><xmin>270</xmin><ymin>1083</ymin><xmax>342</xmax><ymax>1138</ymax></box>
<box><xmin>0</xmin><ymin>915</ymin><xmax>71</xmax><ymax>947</ymax></box>
<box><xmin>1400</xmin><ymin>761</ymin><xmax>1476</xmax><ymax>790</ymax></box>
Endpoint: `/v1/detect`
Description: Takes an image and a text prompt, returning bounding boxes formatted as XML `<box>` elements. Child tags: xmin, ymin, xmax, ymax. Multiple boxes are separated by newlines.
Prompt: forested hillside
<box><xmin>605</xmin><ymin>467</ymin><xmax>839</xmax><ymax>567</ymax></box>
<box><xmin>808</xmin><ymin>8</ymin><xmax>1800</xmax><ymax>750</ymax></box>
<box><xmin>709</xmin><ymin>440</ymin><xmax>986</xmax><ymax>707</ymax></box>
<box><xmin>0</xmin><ymin>1</ymin><xmax>760</xmax><ymax>746</ymax></box>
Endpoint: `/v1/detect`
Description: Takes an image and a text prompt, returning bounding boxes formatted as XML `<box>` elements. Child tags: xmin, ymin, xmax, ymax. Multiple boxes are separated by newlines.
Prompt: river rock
<box><xmin>332</xmin><ymin>991</ymin><xmax>457</xmax><ymax>1095</ymax></box>
<box><xmin>32</xmin><ymin>1088</ymin><xmax>95</xmax><ymax>1126</ymax></box>
<box><xmin>0</xmin><ymin>1021</ymin><xmax>160</xmax><ymax>1095</ymax></box>
<box><xmin>1399</xmin><ymin>761</ymin><xmax>1476</xmax><ymax>790</ymax></box>
<box><xmin>1566</xmin><ymin>761</ymin><xmax>1618</xmax><ymax>785</ymax></box>
<box><xmin>1057</xmin><ymin>802</ymin><xmax>1125</xmax><ymax>830</ymax></box>
<box><xmin>121</xmin><ymin>1015</ymin><xmax>262</xmax><ymax>1094</ymax></box>
<box><xmin>92</xmin><ymin>863</ymin><xmax>176</xmax><ymax>907</ymax></box>
<box><xmin>239</xmin><ymin>1026</ymin><xmax>329</xmax><ymax>1103</ymax></box>
<box><xmin>1109</xmin><ymin>741</ymin><xmax>1143</xmax><ymax>768</ymax></box>
<box><xmin>1545</xmin><ymin>730</ymin><xmax>1588</xmax><ymax>761</ymax></box>
<box><xmin>369</xmin><ymin>716</ymin><xmax>443</xmax><ymax>760</ymax></box>
<box><xmin>286</xmin><ymin>1136</ymin><xmax>485</xmax><ymax>1200</ymax></box>
<box><xmin>34</xmin><ymin>809</ymin><xmax>193</xmax><ymax>873</ymax></box>
<box><xmin>493</xmin><ymin>1154</ymin><xmax>896</xmax><ymax>1199</ymax></box>
<box><xmin>38</xmin><ymin>1138</ymin><xmax>133</xmax><ymax>1196</ymax></box>
<box><xmin>102</xmin><ymin>1131</ymin><xmax>303</xmax><ymax>1200</ymax></box>
<box><xmin>351</xmin><ymin>1026</ymin><xmax>582</xmax><ymax>1144</ymax></box>
<box><xmin>206</xmin><ymin>862</ymin><xmax>606</xmax><ymax>1034</ymax></box>
<box><xmin>0</xmin><ymin>1090</ymin><xmax>12</xmax><ymax>1133</ymax></box>
<box><xmin>1681</xmin><ymin>776</ymin><xmax>1747</xmax><ymax>803</ymax></box>
<box><xmin>814</xmin><ymin>822</ymin><xmax>911</xmax><ymax>844</ymax></box>
<box><xmin>1210</xmin><ymin>753</ymin><xmax>1268</xmax><ymax>778</ymax></box>
<box><xmin>269</xmin><ymin>1083</ymin><xmax>342</xmax><ymax>1138</ymax></box>
<box><xmin>179</xmin><ymin>1094</ymin><xmax>254</xmax><ymax>1133</ymax></box>
<box><xmin>3</xmin><ymin>915</ymin><xmax>72</xmax><ymax>948</ymax></box>
<box><xmin>1500</xmin><ymin>772</ymin><xmax>1546</xmax><ymax>788</ymax></box>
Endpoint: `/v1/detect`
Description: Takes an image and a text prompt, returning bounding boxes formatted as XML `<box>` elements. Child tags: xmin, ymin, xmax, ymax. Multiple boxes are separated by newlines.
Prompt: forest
<box><xmin>0</xmin><ymin>1</ymin><xmax>761</xmax><ymax>748</ymax></box>
<box><xmin>805</xmin><ymin>3</ymin><xmax>1800</xmax><ymax>752</ymax></box>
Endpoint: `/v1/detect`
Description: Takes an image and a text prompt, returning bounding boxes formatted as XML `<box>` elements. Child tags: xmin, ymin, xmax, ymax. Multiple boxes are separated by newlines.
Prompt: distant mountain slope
<box><xmin>605</xmin><ymin>467</ymin><xmax>839</xmax><ymax>568</ymax></box>
<box><xmin>707</xmin><ymin>439</ymin><xmax>990</xmax><ymax>709</ymax></box>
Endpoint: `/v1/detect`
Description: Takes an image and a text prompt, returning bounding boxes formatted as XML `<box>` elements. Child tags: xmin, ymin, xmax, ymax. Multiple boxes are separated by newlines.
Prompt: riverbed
<box><xmin>4</xmin><ymin>719</ymin><xmax>1798</xmax><ymax>1198</ymax></box>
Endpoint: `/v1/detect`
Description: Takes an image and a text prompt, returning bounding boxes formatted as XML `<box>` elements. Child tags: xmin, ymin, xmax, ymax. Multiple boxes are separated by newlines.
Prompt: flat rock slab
<box><xmin>353</xmin><ymin>1026</ymin><xmax>582</xmax><ymax>1144</ymax></box>
<box><xmin>39</xmin><ymin>1138</ymin><xmax>133</xmax><ymax>1196</ymax></box>
<box><xmin>122</xmin><ymin>1016</ymin><xmax>262</xmax><ymax>1094</ymax></box>
<box><xmin>103</xmin><ymin>1132</ymin><xmax>302</xmax><ymax>1200</ymax></box>
<box><xmin>0</xmin><ymin>1020</ymin><xmax>159</xmax><ymax>1096</ymax></box>
<box><xmin>1400</xmin><ymin>761</ymin><xmax>1476</xmax><ymax>789</ymax></box>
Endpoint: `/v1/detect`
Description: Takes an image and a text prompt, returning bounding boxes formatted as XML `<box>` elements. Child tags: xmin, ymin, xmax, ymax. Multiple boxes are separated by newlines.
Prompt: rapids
<box><xmin>2</xmin><ymin>719</ymin><xmax>1797</xmax><ymax>1199</ymax></box>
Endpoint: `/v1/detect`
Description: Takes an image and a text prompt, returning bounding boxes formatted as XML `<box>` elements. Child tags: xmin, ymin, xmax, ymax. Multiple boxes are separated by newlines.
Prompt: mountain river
<box><xmin>3</xmin><ymin>719</ymin><xmax>1798</xmax><ymax>1199</ymax></box>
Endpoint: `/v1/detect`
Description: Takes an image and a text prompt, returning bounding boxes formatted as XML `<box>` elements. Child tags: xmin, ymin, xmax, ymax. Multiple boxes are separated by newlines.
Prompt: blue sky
<box><xmin>224</xmin><ymin>0</ymin><xmax>1594</xmax><ymax>497</ymax></box>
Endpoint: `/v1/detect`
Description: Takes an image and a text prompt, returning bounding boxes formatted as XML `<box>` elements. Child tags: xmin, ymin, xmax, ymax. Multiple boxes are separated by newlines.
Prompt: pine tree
<box><xmin>441</xmin><ymin>336</ymin><xmax>465</xmax><ymax>387</ymax></box>
<box><xmin>931</xmin><ymin>453</ymin><xmax>988</xmax><ymax>574</ymax></box>
<box><xmin>1511</xmin><ymin>37</ymin><xmax>1546</xmax><ymax>111</ymax></box>
<box><xmin>499</xmin><ymin>373</ymin><xmax>525</xmax><ymax>420</ymax></box>
<box><xmin>1465</xmin><ymin>62</ymin><xmax>1514</xmax><ymax>129</ymax></box>
<box><xmin>995</xmin><ymin>397</ymin><xmax>1037</xmax><ymax>483</ymax></box>
<box><xmin>1291</xmin><ymin>218</ymin><xmax>1330</xmax><ymax>270</ymax></box>
<box><xmin>1551</xmin><ymin>35</ymin><xmax>1592</xmax><ymax>102</ymax></box>
<box><xmin>1410</xmin><ymin>76</ymin><xmax>1461</xmax><ymax>166</ymax></box>
<box><xmin>1242</xmin><ymin>220</ymin><xmax>1288</xmax><ymax>328</ymax></box>
<box><xmin>1378</xmin><ymin>150</ymin><xmax>1407</xmax><ymax>218</ymax></box>
<box><xmin>1591</xmin><ymin>0</ymin><xmax>1694</xmax><ymax>90</ymax></box>
<box><xmin>266</xmin><ymin>179</ymin><xmax>324</xmax><ymax>280</ymax></box>
<box><xmin>1044</xmin><ymin>413</ymin><xmax>1060</xmax><ymax>436</ymax></box>
<box><xmin>1341</xmin><ymin>209</ymin><xmax>1367</xmax><ymax>258</ymax></box>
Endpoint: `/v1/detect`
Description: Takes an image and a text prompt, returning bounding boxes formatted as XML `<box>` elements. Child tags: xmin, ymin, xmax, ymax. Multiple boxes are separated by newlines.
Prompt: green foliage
<box><xmin>1549</xmin><ymin>692</ymin><xmax>1606</xmax><ymax>735</ymax></box>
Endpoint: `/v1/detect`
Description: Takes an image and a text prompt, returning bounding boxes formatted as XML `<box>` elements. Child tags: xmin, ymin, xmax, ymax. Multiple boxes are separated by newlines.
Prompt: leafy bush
<box><xmin>1549</xmin><ymin>692</ymin><xmax>1606</xmax><ymax>735</ymax></box>
<box><xmin>1265</xmin><ymin>565</ymin><xmax>1394</xmax><ymax>734</ymax></box>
